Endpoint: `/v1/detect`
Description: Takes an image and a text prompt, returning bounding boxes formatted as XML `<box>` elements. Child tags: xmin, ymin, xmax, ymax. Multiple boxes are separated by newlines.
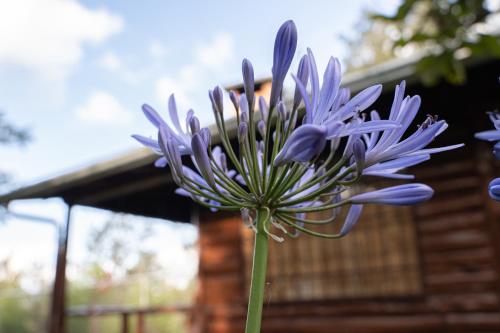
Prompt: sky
<box><xmin>0</xmin><ymin>0</ymin><xmax>400</xmax><ymax>292</ymax></box>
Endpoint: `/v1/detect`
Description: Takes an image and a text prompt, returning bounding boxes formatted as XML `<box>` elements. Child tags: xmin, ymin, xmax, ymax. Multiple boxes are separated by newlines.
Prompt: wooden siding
<box><xmin>195</xmin><ymin>148</ymin><xmax>500</xmax><ymax>333</ymax></box>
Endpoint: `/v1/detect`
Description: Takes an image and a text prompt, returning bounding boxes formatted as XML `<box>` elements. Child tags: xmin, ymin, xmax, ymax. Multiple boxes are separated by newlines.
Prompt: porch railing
<box><xmin>66</xmin><ymin>304</ymin><xmax>192</xmax><ymax>333</ymax></box>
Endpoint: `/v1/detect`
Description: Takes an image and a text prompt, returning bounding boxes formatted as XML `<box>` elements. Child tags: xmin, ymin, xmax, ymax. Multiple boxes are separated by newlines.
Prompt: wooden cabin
<box><xmin>1</xmin><ymin>56</ymin><xmax>499</xmax><ymax>333</ymax></box>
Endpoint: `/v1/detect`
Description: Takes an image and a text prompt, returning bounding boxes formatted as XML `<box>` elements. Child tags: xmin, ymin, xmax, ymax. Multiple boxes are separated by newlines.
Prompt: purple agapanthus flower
<box><xmin>132</xmin><ymin>19</ymin><xmax>462</xmax><ymax>239</ymax></box>
<box><xmin>132</xmin><ymin>94</ymin><xmax>195</xmax><ymax>167</ymax></box>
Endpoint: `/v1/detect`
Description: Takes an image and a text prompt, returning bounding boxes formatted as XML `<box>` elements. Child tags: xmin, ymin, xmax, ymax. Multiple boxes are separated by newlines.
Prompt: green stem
<box><xmin>245</xmin><ymin>208</ymin><xmax>270</xmax><ymax>333</ymax></box>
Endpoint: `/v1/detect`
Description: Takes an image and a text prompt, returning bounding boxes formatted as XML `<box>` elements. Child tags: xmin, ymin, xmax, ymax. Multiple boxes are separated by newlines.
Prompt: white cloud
<box><xmin>196</xmin><ymin>32</ymin><xmax>234</xmax><ymax>69</ymax></box>
<box><xmin>99</xmin><ymin>51</ymin><xmax>121</xmax><ymax>71</ymax></box>
<box><xmin>156</xmin><ymin>77</ymin><xmax>192</xmax><ymax>110</ymax></box>
<box><xmin>150</xmin><ymin>40</ymin><xmax>168</xmax><ymax>59</ymax></box>
<box><xmin>75</xmin><ymin>91</ymin><xmax>132</xmax><ymax>125</ymax></box>
<box><xmin>0</xmin><ymin>0</ymin><xmax>123</xmax><ymax>80</ymax></box>
<box><xmin>155</xmin><ymin>32</ymin><xmax>235</xmax><ymax>119</ymax></box>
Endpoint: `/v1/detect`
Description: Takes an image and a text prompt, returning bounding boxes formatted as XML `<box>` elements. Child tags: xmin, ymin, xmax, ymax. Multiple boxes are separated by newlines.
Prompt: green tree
<box><xmin>345</xmin><ymin>0</ymin><xmax>500</xmax><ymax>85</ymax></box>
<box><xmin>67</xmin><ymin>215</ymin><xmax>195</xmax><ymax>332</ymax></box>
<box><xmin>0</xmin><ymin>112</ymin><xmax>30</xmax><ymax>184</ymax></box>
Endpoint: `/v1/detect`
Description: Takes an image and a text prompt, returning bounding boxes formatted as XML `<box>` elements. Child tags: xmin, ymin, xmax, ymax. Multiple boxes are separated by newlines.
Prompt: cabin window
<box><xmin>241</xmin><ymin>195</ymin><xmax>422</xmax><ymax>301</ymax></box>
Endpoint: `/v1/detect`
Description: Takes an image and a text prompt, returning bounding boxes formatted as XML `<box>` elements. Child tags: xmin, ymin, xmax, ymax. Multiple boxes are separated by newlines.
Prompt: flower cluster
<box><xmin>475</xmin><ymin>111</ymin><xmax>500</xmax><ymax>200</ymax></box>
<box><xmin>133</xmin><ymin>20</ymin><xmax>462</xmax><ymax>239</ymax></box>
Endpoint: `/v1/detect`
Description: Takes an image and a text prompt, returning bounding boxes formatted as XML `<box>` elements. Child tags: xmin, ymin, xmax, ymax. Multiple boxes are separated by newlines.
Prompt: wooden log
<box><xmin>422</xmin><ymin>247</ymin><xmax>495</xmax><ymax>266</ymax></box>
<box><xmin>427</xmin><ymin>293</ymin><xmax>499</xmax><ymax>312</ymax></box>
<box><xmin>261</xmin><ymin>314</ymin><xmax>444</xmax><ymax>333</ymax></box>
<box><xmin>417</xmin><ymin>211</ymin><xmax>485</xmax><ymax>234</ymax></box>
<box><xmin>420</xmin><ymin>229</ymin><xmax>490</xmax><ymax>252</ymax></box>
<box><xmin>414</xmin><ymin>193</ymin><xmax>483</xmax><ymax>217</ymax></box>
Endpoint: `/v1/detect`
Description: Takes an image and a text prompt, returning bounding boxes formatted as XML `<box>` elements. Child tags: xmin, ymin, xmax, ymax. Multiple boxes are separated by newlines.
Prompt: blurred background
<box><xmin>1</xmin><ymin>1</ymin><xmax>500</xmax><ymax>332</ymax></box>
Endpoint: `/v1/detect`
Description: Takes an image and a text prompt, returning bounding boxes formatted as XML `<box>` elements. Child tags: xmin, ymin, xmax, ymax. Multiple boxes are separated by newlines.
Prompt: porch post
<box><xmin>48</xmin><ymin>204</ymin><xmax>73</xmax><ymax>333</ymax></box>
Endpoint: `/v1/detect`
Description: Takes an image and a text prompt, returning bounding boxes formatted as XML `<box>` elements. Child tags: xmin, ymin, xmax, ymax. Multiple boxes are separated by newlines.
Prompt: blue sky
<box><xmin>0</xmin><ymin>0</ymin><xmax>398</xmax><ymax>288</ymax></box>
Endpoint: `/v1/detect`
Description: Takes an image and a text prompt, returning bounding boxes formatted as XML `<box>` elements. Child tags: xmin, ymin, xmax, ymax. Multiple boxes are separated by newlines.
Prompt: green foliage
<box><xmin>0</xmin><ymin>112</ymin><xmax>30</xmax><ymax>146</ymax></box>
<box><xmin>347</xmin><ymin>0</ymin><xmax>500</xmax><ymax>85</ymax></box>
<box><xmin>0</xmin><ymin>216</ymin><xmax>196</xmax><ymax>332</ymax></box>
<box><xmin>0</xmin><ymin>260</ymin><xmax>48</xmax><ymax>333</ymax></box>
<box><xmin>0</xmin><ymin>112</ymin><xmax>30</xmax><ymax>185</ymax></box>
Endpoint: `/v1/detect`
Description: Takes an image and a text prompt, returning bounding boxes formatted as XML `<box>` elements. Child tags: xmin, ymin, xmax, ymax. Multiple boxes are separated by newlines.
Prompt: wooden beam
<box><xmin>121</xmin><ymin>313</ymin><xmax>129</xmax><ymax>333</ymax></box>
<box><xmin>48</xmin><ymin>205</ymin><xmax>72</xmax><ymax>333</ymax></box>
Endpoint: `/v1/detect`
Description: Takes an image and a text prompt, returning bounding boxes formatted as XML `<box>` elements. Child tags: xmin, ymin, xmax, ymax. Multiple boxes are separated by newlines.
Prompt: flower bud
<box><xmin>189</xmin><ymin>115</ymin><xmax>200</xmax><ymax>134</ymax></box>
<box><xmin>219</xmin><ymin>151</ymin><xmax>228</xmax><ymax>171</ymax></box>
<box><xmin>200</xmin><ymin>127</ymin><xmax>211</xmax><ymax>147</ymax></box>
<box><xmin>270</xmin><ymin>20</ymin><xmax>297</xmax><ymax>108</ymax></box>
<box><xmin>213</xmin><ymin>86</ymin><xmax>224</xmax><ymax>114</ymax></box>
<box><xmin>191</xmin><ymin>133</ymin><xmax>216</xmax><ymax>189</ymax></box>
<box><xmin>238</xmin><ymin>122</ymin><xmax>248</xmax><ymax>144</ymax></box>
<box><xmin>257</xmin><ymin>120</ymin><xmax>266</xmax><ymax>137</ymax></box>
<box><xmin>350</xmin><ymin>184</ymin><xmax>434</xmax><ymax>205</ymax></box>
<box><xmin>277</xmin><ymin>101</ymin><xmax>287</xmax><ymax>121</ymax></box>
<box><xmin>242</xmin><ymin>58</ymin><xmax>254</xmax><ymax>106</ymax></box>
<box><xmin>229</xmin><ymin>91</ymin><xmax>239</xmax><ymax>112</ymax></box>
<box><xmin>258</xmin><ymin>96</ymin><xmax>268</xmax><ymax>123</ymax></box>
<box><xmin>353</xmin><ymin>139</ymin><xmax>366</xmax><ymax>175</ymax></box>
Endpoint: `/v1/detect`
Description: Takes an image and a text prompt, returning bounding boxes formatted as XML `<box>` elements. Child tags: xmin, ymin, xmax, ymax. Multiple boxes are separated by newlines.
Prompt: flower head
<box><xmin>133</xmin><ymin>20</ymin><xmax>462</xmax><ymax>239</ymax></box>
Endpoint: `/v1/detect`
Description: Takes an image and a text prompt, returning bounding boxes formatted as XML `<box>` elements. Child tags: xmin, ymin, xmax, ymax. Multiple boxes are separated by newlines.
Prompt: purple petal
<box><xmin>325</xmin><ymin>121</ymin><xmax>345</xmax><ymax>138</ymax></box>
<box><xmin>142</xmin><ymin>104</ymin><xmax>166</xmax><ymax>128</ymax></box>
<box><xmin>379</xmin><ymin>95</ymin><xmax>421</xmax><ymax>148</ymax></box>
<box><xmin>475</xmin><ymin>130</ymin><xmax>500</xmax><ymax>141</ymax></box>
<box><xmin>350</xmin><ymin>183</ymin><xmax>434</xmax><ymax>206</ymax></box>
<box><xmin>362</xmin><ymin>171</ymin><xmax>415</xmax><ymax>179</ymax></box>
<box><xmin>365</xmin><ymin>155</ymin><xmax>430</xmax><ymax>173</ymax></box>
<box><xmin>168</xmin><ymin>95</ymin><xmax>183</xmax><ymax>134</ymax></box>
<box><xmin>343</xmin><ymin>120</ymin><xmax>400</xmax><ymax>136</ymax></box>
<box><xmin>488</xmin><ymin>112</ymin><xmax>500</xmax><ymax>130</ymax></box>
<box><xmin>185</xmin><ymin>109</ymin><xmax>195</xmax><ymax>133</ymax></box>
<box><xmin>316</xmin><ymin>56</ymin><xmax>341</xmax><ymax>123</ymax></box>
<box><xmin>383</xmin><ymin>121</ymin><xmax>445</xmax><ymax>159</ymax></box>
<box><xmin>488</xmin><ymin>178</ymin><xmax>500</xmax><ymax>201</ymax></box>
<box><xmin>339</xmin><ymin>204</ymin><xmax>363</xmax><ymax>236</ymax></box>
<box><xmin>293</xmin><ymin>55</ymin><xmax>309</xmax><ymax>111</ymax></box>
<box><xmin>131</xmin><ymin>134</ymin><xmax>160</xmax><ymax>150</ymax></box>
<box><xmin>274</xmin><ymin>124</ymin><xmax>327</xmax><ymax>166</ymax></box>
<box><xmin>292</xmin><ymin>74</ymin><xmax>312</xmax><ymax>123</ymax></box>
<box><xmin>175</xmin><ymin>188</ymin><xmax>191</xmax><ymax>197</ymax></box>
<box><xmin>154</xmin><ymin>157</ymin><xmax>168</xmax><ymax>168</ymax></box>
<box><xmin>337</xmin><ymin>84</ymin><xmax>382</xmax><ymax>120</ymax></box>
<box><xmin>406</xmin><ymin>143</ymin><xmax>464</xmax><ymax>156</ymax></box>
<box><xmin>494</xmin><ymin>142</ymin><xmax>500</xmax><ymax>160</ymax></box>
<box><xmin>191</xmin><ymin>133</ymin><xmax>216</xmax><ymax>189</ymax></box>
<box><xmin>307</xmin><ymin>49</ymin><xmax>320</xmax><ymax>111</ymax></box>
